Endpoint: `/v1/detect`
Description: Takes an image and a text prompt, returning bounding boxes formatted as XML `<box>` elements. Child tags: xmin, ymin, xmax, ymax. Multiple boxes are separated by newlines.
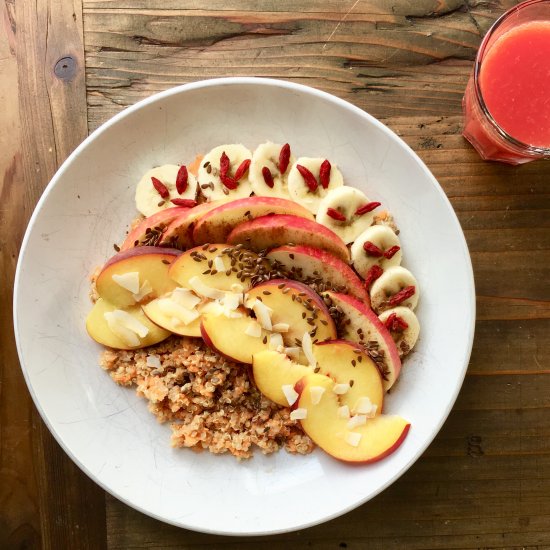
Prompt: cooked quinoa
<box><xmin>100</xmin><ymin>336</ymin><xmax>314</xmax><ymax>459</ymax></box>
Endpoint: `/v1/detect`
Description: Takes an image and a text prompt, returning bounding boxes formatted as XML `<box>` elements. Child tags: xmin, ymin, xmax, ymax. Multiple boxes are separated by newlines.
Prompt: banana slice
<box><xmin>249</xmin><ymin>142</ymin><xmax>295</xmax><ymax>199</ymax></box>
<box><xmin>287</xmin><ymin>157</ymin><xmax>344</xmax><ymax>214</ymax></box>
<box><xmin>135</xmin><ymin>164</ymin><xmax>197</xmax><ymax>217</ymax></box>
<box><xmin>378</xmin><ymin>306</ymin><xmax>420</xmax><ymax>357</ymax></box>
<box><xmin>197</xmin><ymin>144</ymin><xmax>253</xmax><ymax>201</ymax></box>
<box><xmin>351</xmin><ymin>225</ymin><xmax>402</xmax><ymax>277</ymax></box>
<box><xmin>316</xmin><ymin>186</ymin><xmax>381</xmax><ymax>244</ymax></box>
<box><xmin>370</xmin><ymin>265</ymin><xmax>419</xmax><ymax>313</ymax></box>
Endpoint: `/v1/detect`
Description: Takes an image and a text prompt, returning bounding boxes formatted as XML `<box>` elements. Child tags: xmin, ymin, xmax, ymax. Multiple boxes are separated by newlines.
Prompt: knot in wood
<box><xmin>54</xmin><ymin>56</ymin><xmax>76</xmax><ymax>80</ymax></box>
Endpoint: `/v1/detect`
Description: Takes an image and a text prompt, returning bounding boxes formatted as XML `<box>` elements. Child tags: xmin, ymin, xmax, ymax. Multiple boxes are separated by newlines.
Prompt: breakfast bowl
<box><xmin>13</xmin><ymin>77</ymin><xmax>475</xmax><ymax>535</ymax></box>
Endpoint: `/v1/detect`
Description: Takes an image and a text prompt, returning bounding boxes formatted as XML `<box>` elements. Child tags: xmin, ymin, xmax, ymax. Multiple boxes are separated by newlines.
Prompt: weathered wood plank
<box><xmin>10</xmin><ymin>0</ymin><xmax>106</xmax><ymax>547</ymax></box>
<box><xmin>0</xmin><ymin>1</ymin><xmax>41</xmax><ymax>547</ymax></box>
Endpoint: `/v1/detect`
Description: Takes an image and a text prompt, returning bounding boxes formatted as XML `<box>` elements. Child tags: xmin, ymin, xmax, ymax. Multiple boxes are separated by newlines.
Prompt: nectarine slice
<box><xmin>227</xmin><ymin>214</ymin><xmax>350</xmax><ymax>262</ymax></box>
<box><xmin>96</xmin><ymin>246</ymin><xmax>181</xmax><ymax>308</ymax></box>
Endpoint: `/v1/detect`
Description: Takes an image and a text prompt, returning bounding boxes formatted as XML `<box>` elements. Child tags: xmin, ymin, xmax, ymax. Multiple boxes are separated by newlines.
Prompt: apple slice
<box><xmin>313</xmin><ymin>340</ymin><xmax>384</xmax><ymax>414</ymax></box>
<box><xmin>169</xmin><ymin>244</ymin><xmax>269</xmax><ymax>293</ymax></box>
<box><xmin>86</xmin><ymin>298</ymin><xmax>171</xmax><ymax>349</ymax></box>
<box><xmin>294</xmin><ymin>374</ymin><xmax>410</xmax><ymax>463</ymax></box>
<box><xmin>192</xmin><ymin>196</ymin><xmax>314</xmax><ymax>245</ymax></box>
<box><xmin>159</xmin><ymin>200</ymin><xmax>227</xmax><ymax>250</ymax></box>
<box><xmin>246</xmin><ymin>279</ymin><xmax>336</xmax><ymax>345</ymax></box>
<box><xmin>267</xmin><ymin>245</ymin><xmax>369</xmax><ymax>303</ymax></box>
<box><xmin>252</xmin><ymin>350</ymin><xmax>313</xmax><ymax>406</ymax></box>
<box><xmin>227</xmin><ymin>214</ymin><xmax>350</xmax><ymax>263</ymax></box>
<box><xmin>142</xmin><ymin>288</ymin><xmax>202</xmax><ymax>337</ymax></box>
<box><xmin>323</xmin><ymin>291</ymin><xmax>402</xmax><ymax>391</ymax></box>
<box><xmin>120</xmin><ymin>207</ymin><xmax>189</xmax><ymax>251</ymax></box>
<box><xmin>200</xmin><ymin>313</ymin><xmax>271</xmax><ymax>363</ymax></box>
<box><xmin>96</xmin><ymin>246</ymin><xmax>181</xmax><ymax>308</ymax></box>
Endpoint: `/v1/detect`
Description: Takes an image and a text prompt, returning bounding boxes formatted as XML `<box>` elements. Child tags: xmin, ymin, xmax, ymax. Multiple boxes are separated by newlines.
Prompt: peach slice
<box><xmin>246</xmin><ymin>279</ymin><xmax>336</xmax><ymax>344</ymax></box>
<box><xmin>192</xmin><ymin>196</ymin><xmax>314</xmax><ymax>245</ymax></box>
<box><xmin>120</xmin><ymin>207</ymin><xmax>189</xmax><ymax>251</ymax></box>
<box><xmin>86</xmin><ymin>298</ymin><xmax>171</xmax><ymax>350</ymax></box>
<box><xmin>141</xmin><ymin>289</ymin><xmax>202</xmax><ymax>337</ymax></box>
<box><xmin>267</xmin><ymin>245</ymin><xmax>369</xmax><ymax>303</ymax></box>
<box><xmin>159</xmin><ymin>200</ymin><xmax>227</xmax><ymax>250</ymax></box>
<box><xmin>227</xmin><ymin>214</ymin><xmax>350</xmax><ymax>263</ymax></box>
<box><xmin>169</xmin><ymin>244</ymin><xmax>268</xmax><ymax>293</ymax></box>
<box><xmin>252</xmin><ymin>350</ymin><xmax>313</xmax><ymax>406</ymax></box>
<box><xmin>96</xmin><ymin>246</ymin><xmax>181</xmax><ymax>308</ymax></box>
<box><xmin>323</xmin><ymin>291</ymin><xmax>402</xmax><ymax>391</ymax></box>
<box><xmin>313</xmin><ymin>340</ymin><xmax>384</xmax><ymax>414</ymax></box>
<box><xmin>294</xmin><ymin>374</ymin><xmax>410</xmax><ymax>463</ymax></box>
<box><xmin>200</xmin><ymin>313</ymin><xmax>271</xmax><ymax>363</ymax></box>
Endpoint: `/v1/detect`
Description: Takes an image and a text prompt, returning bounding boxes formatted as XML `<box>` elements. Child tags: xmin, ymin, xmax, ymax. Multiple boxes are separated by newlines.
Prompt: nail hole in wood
<box><xmin>54</xmin><ymin>56</ymin><xmax>76</xmax><ymax>80</ymax></box>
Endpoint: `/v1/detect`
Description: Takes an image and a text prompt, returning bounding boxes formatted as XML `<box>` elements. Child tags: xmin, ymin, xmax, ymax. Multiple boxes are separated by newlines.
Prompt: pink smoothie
<box><xmin>479</xmin><ymin>20</ymin><xmax>550</xmax><ymax>148</ymax></box>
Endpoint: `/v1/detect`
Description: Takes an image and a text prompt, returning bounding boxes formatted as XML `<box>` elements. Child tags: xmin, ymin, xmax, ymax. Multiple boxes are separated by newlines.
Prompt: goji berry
<box><xmin>176</xmin><ymin>165</ymin><xmax>188</xmax><ymax>194</ymax></box>
<box><xmin>319</xmin><ymin>159</ymin><xmax>331</xmax><ymax>189</ymax></box>
<box><xmin>363</xmin><ymin>241</ymin><xmax>384</xmax><ymax>257</ymax></box>
<box><xmin>363</xmin><ymin>265</ymin><xmax>383</xmax><ymax>288</ymax></box>
<box><xmin>355</xmin><ymin>201</ymin><xmax>381</xmax><ymax>216</ymax></box>
<box><xmin>388</xmin><ymin>285</ymin><xmax>416</xmax><ymax>307</ymax></box>
<box><xmin>170</xmin><ymin>199</ymin><xmax>197</xmax><ymax>207</ymax></box>
<box><xmin>262</xmin><ymin>167</ymin><xmax>275</xmax><ymax>188</ymax></box>
<box><xmin>326</xmin><ymin>207</ymin><xmax>346</xmax><ymax>221</ymax></box>
<box><xmin>296</xmin><ymin>164</ymin><xmax>318</xmax><ymax>192</ymax></box>
<box><xmin>278</xmin><ymin>143</ymin><xmax>291</xmax><ymax>174</ymax></box>
<box><xmin>151</xmin><ymin>177</ymin><xmax>169</xmax><ymax>199</ymax></box>
<box><xmin>384</xmin><ymin>245</ymin><xmax>400</xmax><ymax>259</ymax></box>
<box><xmin>234</xmin><ymin>159</ymin><xmax>251</xmax><ymax>181</ymax></box>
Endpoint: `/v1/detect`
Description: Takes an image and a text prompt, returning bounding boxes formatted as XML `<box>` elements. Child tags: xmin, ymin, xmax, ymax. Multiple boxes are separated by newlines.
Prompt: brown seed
<box><xmin>211</xmin><ymin>270</ymin><xmax>218</xmax><ymax>275</ymax></box>
<box><xmin>113</xmin><ymin>243</ymin><xmax>120</xmax><ymax>252</ymax></box>
<box><xmin>209</xmin><ymin>247</ymin><xmax>218</xmax><ymax>253</ymax></box>
<box><xmin>289</xmin><ymin>254</ymin><xmax>295</xmax><ymax>260</ymax></box>
<box><xmin>202</xmin><ymin>269</ymin><xmax>211</xmax><ymax>275</ymax></box>
<box><xmin>157</xmin><ymin>200</ymin><xmax>165</xmax><ymax>207</ymax></box>
<box><xmin>161</xmin><ymin>259</ymin><xmax>170</xmax><ymax>265</ymax></box>
<box><xmin>222</xmin><ymin>188</ymin><xmax>229</xmax><ymax>195</ymax></box>
<box><xmin>262</xmin><ymin>291</ymin><xmax>271</xmax><ymax>295</ymax></box>
<box><xmin>320</xmin><ymin>319</ymin><xmax>328</xmax><ymax>326</ymax></box>
<box><xmin>349</xmin><ymin>379</ymin><xmax>355</xmax><ymax>387</ymax></box>
<box><xmin>262</xmin><ymin>335</ymin><xmax>268</xmax><ymax>344</ymax></box>
<box><xmin>314</xmin><ymin>367</ymin><xmax>320</xmax><ymax>373</ymax></box>
<box><xmin>351</xmin><ymin>360</ymin><xmax>356</xmax><ymax>367</ymax></box>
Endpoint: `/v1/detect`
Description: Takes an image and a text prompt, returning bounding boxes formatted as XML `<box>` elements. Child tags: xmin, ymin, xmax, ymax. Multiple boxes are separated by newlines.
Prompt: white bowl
<box><xmin>14</xmin><ymin>78</ymin><xmax>475</xmax><ymax>535</ymax></box>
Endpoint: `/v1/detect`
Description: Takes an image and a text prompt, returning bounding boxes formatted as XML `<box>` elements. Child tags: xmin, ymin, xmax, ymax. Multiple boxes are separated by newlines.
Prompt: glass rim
<box><xmin>473</xmin><ymin>0</ymin><xmax>550</xmax><ymax>156</ymax></box>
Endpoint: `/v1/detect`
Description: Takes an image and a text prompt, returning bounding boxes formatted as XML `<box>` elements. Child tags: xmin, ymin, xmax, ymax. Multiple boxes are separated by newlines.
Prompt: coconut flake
<box><xmin>188</xmin><ymin>276</ymin><xmax>226</xmax><ymax>300</ymax></box>
<box><xmin>213</xmin><ymin>255</ymin><xmax>226</xmax><ymax>273</ymax></box>
<box><xmin>146</xmin><ymin>354</ymin><xmax>161</xmax><ymax>369</ymax></box>
<box><xmin>301</xmin><ymin>331</ymin><xmax>316</xmax><ymax>367</ymax></box>
<box><xmin>220</xmin><ymin>292</ymin><xmax>241</xmax><ymax>311</ymax></box>
<box><xmin>269</xmin><ymin>332</ymin><xmax>284</xmax><ymax>350</ymax></box>
<box><xmin>231</xmin><ymin>283</ymin><xmax>245</xmax><ymax>294</ymax></box>
<box><xmin>157</xmin><ymin>298</ymin><xmax>199</xmax><ymax>325</ymax></box>
<box><xmin>337</xmin><ymin>405</ymin><xmax>351</xmax><ymax>419</ymax></box>
<box><xmin>104</xmin><ymin>311</ymin><xmax>144</xmax><ymax>347</ymax></box>
<box><xmin>112</xmin><ymin>272</ymin><xmax>140</xmax><ymax>294</ymax></box>
<box><xmin>251</xmin><ymin>299</ymin><xmax>272</xmax><ymax>330</ymax></box>
<box><xmin>105</xmin><ymin>309</ymin><xmax>149</xmax><ymax>337</ymax></box>
<box><xmin>333</xmin><ymin>383</ymin><xmax>350</xmax><ymax>395</ymax></box>
<box><xmin>281</xmin><ymin>385</ymin><xmax>299</xmax><ymax>406</ymax></box>
<box><xmin>309</xmin><ymin>385</ymin><xmax>326</xmax><ymax>405</ymax></box>
<box><xmin>272</xmin><ymin>322</ymin><xmax>290</xmax><ymax>333</ymax></box>
<box><xmin>170</xmin><ymin>287</ymin><xmax>201</xmax><ymax>310</ymax></box>
<box><xmin>347</xmin><ymin>415</ymin><xmax>367</xmax><ymax>429</ymax></box>
<box><xmin>244</xmin><ymin>320</ymin><xmax>262</xmax><ymax>338</ymax></box>
<box><xmin>132</xmin><ymin>279</ymin><xmax>153</xmax><ymax>302</ymax></box>
<box><xmin>290</xmin><ymin>408</ymin><xmax>308</xmax><ymax>420</ymax></box>
<box><xmin>199</xmin><ymin>301</ymin><xmax>225</xmax><ymax>316</ymax></box>
<box><xmin>345</xmin><ymin>432</ymin><xmax>362</xmax><ymax>447</ymax></box>
<box><xmin>354</xmin><ymin>396</ymin><xmax>376</xmax><ymax>416</ymax></box>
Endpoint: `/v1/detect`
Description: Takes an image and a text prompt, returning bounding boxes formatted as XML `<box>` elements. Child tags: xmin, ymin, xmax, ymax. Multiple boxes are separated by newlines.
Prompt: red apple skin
<box><xmin>325</xmin><ymin>291</ymin><xmax>402</xmax><ymax>389</ymax></box>
<box><xmin>120</xmin><ymin>207</ymin><xmax>189</xmax><ymax>251</ymax></box>
<box><xmin>227</xmin><ymin>214</ymin><xmax>350</xmax><ymax>263</ymax></box>
<box><xmin>192</xmin><ymin>196</ymin><xmax>314</xmax><ymax>245</ymax></box>
<box><xmin>267</xmin><ymin>245</ymin><xmax>370</xmax><ymax>304</ymax></box>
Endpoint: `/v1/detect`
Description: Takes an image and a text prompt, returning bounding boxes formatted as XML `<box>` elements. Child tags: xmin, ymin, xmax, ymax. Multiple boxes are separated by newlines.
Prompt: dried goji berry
<box><xmin>296</xmin><ymin>164</ymin><xmax>318</xmax><ymax>192</ymax></box>
<box><xmin>384</xmin><ymin>312</ymin><xmax>409</xmax><ymax>332</ymax></box>
<box><xmin>220</xmin><ymin>175</ymin><xmax>238</xmax><ymax>190</ymax></box>
<box><xmin>355</xmin><ymin>201</ymin><xmax>381</xmax><ymax>216</ymax></box>
<box><xmin>383</xmin><ymin>245</ymin><xmax>400</xmax><ymax>259</ymax></box>
<box><xmin>363</xmin><ymin>241</ymin><xmax>384</xmax><ymax>257</ymax></box>
<box><xmin>151</xmin><ymin>177</ymin><xmax>169</xmax><ymax>199</ymax></box>
<box><xmin>319</xmin><ymin>159</ymin><xmax>331</xmax><ymax>189</ymax></box>
<box><xmin>388</xmin><ymin>285</ymin><xmax>416</xmax><ymax>307</ymax></box>
<box><xmin>278</xmin><ymin>143</ymin><xmax>291</xmax><ymax>174</ymax></box>
<box><xmin>326</xmin><ymin>207</ymin><xmax>346</xmax><ymax>221</ymax></box>
<box><xmin>262</xmin><ymin>167</ymin><xmax>275</xmax><ymax>188</ymax></box>
<box><xmin>219</xmin><ymin>151</ymin><xmax>231</xmax><ymax>178</ymax></box>
<box><xmin>176</xmin><ymin>165</ymin><xmax>188</xmax><ymax>194</ymax></box>
<box><xmin>234</xmin><ymin>159</ymin><xmax>251</xmax><ymax>181</ymax></box>
<box><xmin>363</xmin><ymin>265</ymin><xmax>383</xmax><ymax>288</ymax></box>
<box><xmin>170</xmin><ymin>198</ymin><xmax>197</xmax><ymax>207</ymax></box>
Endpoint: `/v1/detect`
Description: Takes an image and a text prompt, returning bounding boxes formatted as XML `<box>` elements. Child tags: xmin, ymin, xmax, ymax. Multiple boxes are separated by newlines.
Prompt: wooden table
<box><xmin>2</xmin><ymin>1</ymin><xmax>549</xmax><ymax>547</ymax></box>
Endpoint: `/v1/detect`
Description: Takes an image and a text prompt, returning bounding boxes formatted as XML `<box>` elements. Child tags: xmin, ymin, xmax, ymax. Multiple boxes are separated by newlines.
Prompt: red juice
<box><xmin>462</xmin><ymin>1</ymin><xmax>550</xmax><ymax>164</ymax></box>
<box><xmin>480</xmin><ymin>21</ymin><xmax>550</xmax><ymax>148</ymax></box>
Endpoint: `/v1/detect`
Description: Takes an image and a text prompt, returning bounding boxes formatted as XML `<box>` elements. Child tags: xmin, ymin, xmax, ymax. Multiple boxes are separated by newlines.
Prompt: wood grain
<box><xmin>2</xmin><ymin>0</ymin><xmax>106</xmax><ymax>547</ymax></box>
<box><xmin>3</xmin><ymin>0</ymin><xmax>550</xmax><ymax>547</ymax></box>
